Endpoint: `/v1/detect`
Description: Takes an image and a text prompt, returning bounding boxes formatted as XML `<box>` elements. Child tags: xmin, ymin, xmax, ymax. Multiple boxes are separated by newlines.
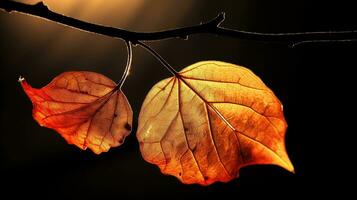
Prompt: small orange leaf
<box><xmin>21</xmin><ymin>71</ymin><xmax>132</xmax><ymax>154</ymax></box>
<box><xmin>137</xmin><ymin>61</ymin><xmax>293</xmax><ymax>185</ymax></box>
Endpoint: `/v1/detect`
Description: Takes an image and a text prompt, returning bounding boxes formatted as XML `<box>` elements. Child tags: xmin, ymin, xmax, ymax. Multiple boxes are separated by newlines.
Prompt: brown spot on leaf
<box><xmin>124</xmin><ymin>123</ymin><xmax>132</xmax><ymax>131</ymax></box>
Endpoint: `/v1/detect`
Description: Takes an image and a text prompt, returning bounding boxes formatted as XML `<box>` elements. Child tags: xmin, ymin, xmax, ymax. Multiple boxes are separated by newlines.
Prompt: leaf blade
<box><xmin>21</xmin><ymin>71</ymin><xmax>132</xmax><ymax>154</ymax></box>
<box><xmin>137</xmin><ymin>61</ymin><xmax>293</xmax><ymax>185</ymax></box>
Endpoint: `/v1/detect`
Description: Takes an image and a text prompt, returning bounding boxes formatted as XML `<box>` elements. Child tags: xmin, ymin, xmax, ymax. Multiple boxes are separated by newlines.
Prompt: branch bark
<box><xmin>1</xmin><ymin>0</ymin><xmax>357</xmax><ymax>45</ymax></box>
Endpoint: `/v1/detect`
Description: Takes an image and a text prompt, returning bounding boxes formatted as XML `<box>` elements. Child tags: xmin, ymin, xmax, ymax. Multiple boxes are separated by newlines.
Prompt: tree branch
<box><xmin>1</xmin><ymin>0</ymin><xmax>357</xmax><ymax>45</ymax></box>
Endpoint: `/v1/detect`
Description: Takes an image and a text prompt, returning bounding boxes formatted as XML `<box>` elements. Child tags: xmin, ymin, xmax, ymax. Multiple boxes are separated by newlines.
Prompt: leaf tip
<box><xmin>18</xmin><ymin>75</ymin><xmax>25</xmax><ymax>83</ymax></box>
<box><xmin>288</xmin><ymin>163</ymin><xmax>295</xmax><ymax>174</ymax></box>
<box><xmin>18</xmin><ymin>75</ymin><xmax>33</xmax><ymax>94</ymax></box>
<box><xmin>282</xmin><ymin>158</ymin><xmax>295</xmax><ymax>174</ymax></box>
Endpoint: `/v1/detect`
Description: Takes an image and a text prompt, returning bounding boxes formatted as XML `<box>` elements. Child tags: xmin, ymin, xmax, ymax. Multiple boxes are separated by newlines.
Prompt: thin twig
<box><xmin>117</xmin><ymin>41</ymin><xmax>132</xmax><ymax>89</ymax></box>
<box><xmin>1</xmin><ymin>1</ymin><xmax>356</xmax><ymax>45</ymax></box>
<box><xmin>136</xmin><ymin>41</ymin><xmax>178</xmax><ymax>76</ymax></box>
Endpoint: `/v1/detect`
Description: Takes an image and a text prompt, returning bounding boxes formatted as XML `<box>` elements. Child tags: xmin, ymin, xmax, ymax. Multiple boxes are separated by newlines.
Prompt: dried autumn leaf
<box><xmin>137</xmin><ymin>61</ymin><xmax>293</xmax><ymax>185</ymax></box>
<box><xmin>21</xmin><ymin>71</ymin><xmax>132</xmax><ymax>154</ymax></box>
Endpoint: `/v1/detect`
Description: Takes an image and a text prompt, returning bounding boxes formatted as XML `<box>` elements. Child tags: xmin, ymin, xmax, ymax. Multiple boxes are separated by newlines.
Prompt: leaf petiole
<box><xmin>136</xmin><ymin>41</ymin><xmax>178</xmax><ymax>77</ymax></box>
<box><xmin>117</xmin><ymin>41</ymin><xmax>133</xmax><ymax>89</ymax></box>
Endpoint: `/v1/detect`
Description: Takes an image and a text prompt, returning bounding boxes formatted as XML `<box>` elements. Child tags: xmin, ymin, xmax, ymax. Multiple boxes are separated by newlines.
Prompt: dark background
<box><xmin>1</xmin><ymin>0</ymin><xmax>356</xmax><ymax>198</ymax></box>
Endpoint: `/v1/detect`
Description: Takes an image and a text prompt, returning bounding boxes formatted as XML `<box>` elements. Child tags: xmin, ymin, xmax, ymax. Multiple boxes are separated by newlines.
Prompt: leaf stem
<box><xmin>117</xmin><ymin>41</ymin><xmax>132</xmax><ymax>89</ymax></box>
<box><xmin>136</xmin><ymin>41</ymin><xmax>178</xmax><ymax>76</ymax></box>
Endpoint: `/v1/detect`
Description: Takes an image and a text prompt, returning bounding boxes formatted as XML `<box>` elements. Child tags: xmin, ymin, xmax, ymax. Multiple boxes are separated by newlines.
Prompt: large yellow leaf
<box><xmin>137</xmin><ymin>61</ymin><xmax>293</xmax><ymax>185</ymax></box>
